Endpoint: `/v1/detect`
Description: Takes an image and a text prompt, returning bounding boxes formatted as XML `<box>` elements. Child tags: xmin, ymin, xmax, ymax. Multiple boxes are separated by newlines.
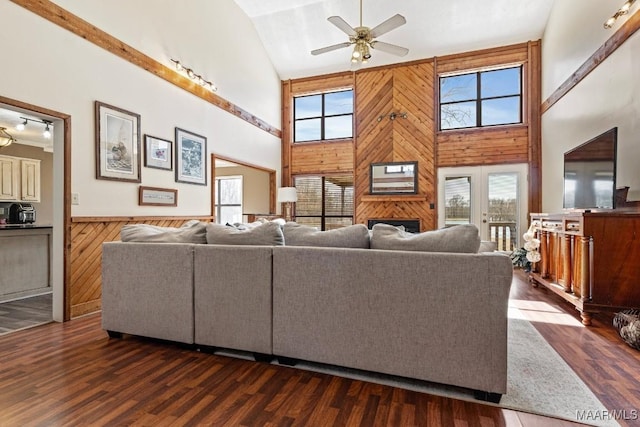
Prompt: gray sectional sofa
<box><xmin>101</xmin><ymin>221</ymin><xmax>513</xmax><ymax>402</ymax></box>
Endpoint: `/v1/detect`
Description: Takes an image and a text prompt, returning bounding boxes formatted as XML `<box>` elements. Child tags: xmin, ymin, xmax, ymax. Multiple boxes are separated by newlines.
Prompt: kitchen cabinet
<box><xmin>20</xmin><ymin>158</ymin><xmax>41</xmax><ymax>202</ymax></box>
<box><xmin>0</xmin><ymin>156</ymin><xmax>19</xmax><ymax>201</ymax></box>
<box><xmin>0</xmin><ymin>155</ymin><xmax>41</xmax><ymax>202</ymax></box>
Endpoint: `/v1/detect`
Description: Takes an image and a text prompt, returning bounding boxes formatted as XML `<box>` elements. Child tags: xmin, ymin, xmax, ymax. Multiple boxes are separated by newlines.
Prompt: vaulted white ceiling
<box><xmin>234</xmin><ymin>0</ymin><xmax>556</xmax><ymax>79</ymax></box>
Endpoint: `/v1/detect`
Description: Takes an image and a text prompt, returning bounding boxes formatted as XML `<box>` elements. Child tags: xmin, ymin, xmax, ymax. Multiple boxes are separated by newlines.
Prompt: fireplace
<box><xmin>368</xmin><ymin>219</ymin><xmax>420</xmax><ymax>233</ymax></box>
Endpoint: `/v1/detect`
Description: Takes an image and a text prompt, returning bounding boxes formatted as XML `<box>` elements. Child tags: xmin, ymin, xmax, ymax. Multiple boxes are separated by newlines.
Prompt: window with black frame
<box><xmin>293</xmin><ymin>175</ymin><xmax>354</xmax><ymax>230</ymax></box>
<box><xmin>294</xmin><ymin>89</ymin><xmax>353</xmax><ymax>142</ymax></box>
<box><xmin>439</xmin><ymin>66</ymin><xmax>522</xmax><ymax>130</ymax></box>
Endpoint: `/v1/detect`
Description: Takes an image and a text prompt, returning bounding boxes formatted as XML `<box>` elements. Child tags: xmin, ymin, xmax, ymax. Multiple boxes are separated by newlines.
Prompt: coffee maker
<box><xmin>9</xmin><ymin>203</ymin><xmax>36</xmax><ymax>224</ymax></box>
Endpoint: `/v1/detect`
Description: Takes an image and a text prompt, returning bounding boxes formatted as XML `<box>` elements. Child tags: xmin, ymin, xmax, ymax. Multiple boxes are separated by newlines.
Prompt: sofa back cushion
<box><xmin>371</xmin><ymin>223</ymin><xmax>481</xmax><ymax>253</ymax></box>
<box><xmin>206</xmin><ymin>221</ymin><xmax>284</xmax><ymax>246</ymax></box>
<box><xmin>120</xmin><ymin>219</ymin><xmax>207</xmax><ymax>244</ymax></box>
<box><xmin>283</xmin><ymin>223</ymin><xmax>370</xmax><ymax>248</ymax></box>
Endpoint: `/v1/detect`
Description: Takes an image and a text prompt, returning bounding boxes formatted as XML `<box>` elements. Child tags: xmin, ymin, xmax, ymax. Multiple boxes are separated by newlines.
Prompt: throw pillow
<box><xmin>370</xmin><ymin>223</ymin><xmax>481</xmax><ymax>253</ymax></box>
<box><xmin>283</xmin><ymin>222</ymin><xmax>370</xmax><ymax>248</ymax></box>
<box><xmin>120</xmin><ymin>219</ymin><xmax>207</xmax><ymax>244</ymax></box>
<box><xmin>206</xmin><ymin>221</ymin><xmax>284</xmax><ymax>246</ymax></box>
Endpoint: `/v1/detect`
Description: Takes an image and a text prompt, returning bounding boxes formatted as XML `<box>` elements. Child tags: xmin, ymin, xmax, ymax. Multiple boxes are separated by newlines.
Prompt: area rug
<box><xmin>257</xmin><ymin>309</ymin><xmax>618</xmax><ymax>427</ymax></box>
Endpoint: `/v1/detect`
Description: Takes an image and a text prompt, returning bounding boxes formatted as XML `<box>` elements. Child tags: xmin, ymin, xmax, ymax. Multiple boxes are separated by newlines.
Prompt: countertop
<box><xmin>0</xmin><ymin>223</ymin><xmax>53</xmax><ymax>230</ymax></box>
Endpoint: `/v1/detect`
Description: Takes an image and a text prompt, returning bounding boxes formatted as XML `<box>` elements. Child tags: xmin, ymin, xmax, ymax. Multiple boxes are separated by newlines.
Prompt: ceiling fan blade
<box><xmin>370</xmin><ymin>41</ymin><xmax>409</xmax><ymax>57</ymax></box>
<box><xmin>327</xmin><ymin>16</ymin><xmax>356</xmax><ymax>37</ymax></box>
<box><xmin>369</xmin><ymin>14</ymin><xmax>406</xmax><ymax>38</ymax></box>
<box><xmin>311</xmin><ymin>42</ymin><xmax>352</xmax><ymax>56</ymax></box>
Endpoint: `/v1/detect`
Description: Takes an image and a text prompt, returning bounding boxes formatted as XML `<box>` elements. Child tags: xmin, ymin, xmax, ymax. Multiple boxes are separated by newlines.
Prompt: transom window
<box><xmin>294</xmin><ymin>89</ymin><xmax>353</xmax><ymax>142</ymax></box>
<box><xmin>439</xmin><ymin>66</ymin><xmax>522</xmax><ymax>130</ymax></box>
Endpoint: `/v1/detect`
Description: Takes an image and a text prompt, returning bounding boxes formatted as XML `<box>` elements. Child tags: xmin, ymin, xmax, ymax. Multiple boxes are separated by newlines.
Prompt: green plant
<box><xmin>510</xmin><ymin>247</ymin><xmax>531</xmax><ymax>272</ymax></box>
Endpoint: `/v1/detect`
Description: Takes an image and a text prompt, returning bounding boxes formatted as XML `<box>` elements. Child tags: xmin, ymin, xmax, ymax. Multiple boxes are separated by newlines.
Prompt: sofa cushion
<box><xmin>283</xmin><ymin>223</ymin><xmax>370</xmax><ymax>248</ymax></box>
<box><xmin>370</xmin><ymin>223</ymin><xmax>481</xmax><ymax>253</ymax></box>
<box><xmin>206</xmin><ymin>221</ymin><xmax>284</xmax><ymax>246</ymax></box>
<box><xmin>120</xmin><ymin>219</ymin><xmax>207</xmax><ymax>243</ymax></box>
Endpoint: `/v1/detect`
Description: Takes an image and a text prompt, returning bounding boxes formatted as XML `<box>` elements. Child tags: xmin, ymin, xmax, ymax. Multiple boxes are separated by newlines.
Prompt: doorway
<box><xmin>437</xmin><ymin>164</ymin><xmax>528</xmax><ymax>251</ymax></box>
<box><xmin>0</xmin><ymin>95</ymin><xmax>70</xmax><ymax>323</ymax></box>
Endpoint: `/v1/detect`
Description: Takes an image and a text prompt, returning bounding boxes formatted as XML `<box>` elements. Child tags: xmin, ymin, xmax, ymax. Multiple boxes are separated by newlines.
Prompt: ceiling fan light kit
<box><xmin>312</xmin><ymin>0</ymin><xmax>409</xmax><ymax>66</ymax></box>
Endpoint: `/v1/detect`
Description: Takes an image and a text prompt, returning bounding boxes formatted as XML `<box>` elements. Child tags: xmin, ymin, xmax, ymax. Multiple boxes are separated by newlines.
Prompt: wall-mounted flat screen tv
<box><xmin>563</xmin><ymin>127</ymin><xmax>617</xmax><ymax>210</ymax></box>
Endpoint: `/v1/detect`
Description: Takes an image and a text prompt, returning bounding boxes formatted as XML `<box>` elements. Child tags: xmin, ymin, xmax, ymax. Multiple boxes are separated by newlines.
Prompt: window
<box><xmin>294</xmin><ymin>90</ymin><xmax>353</xmax><ymax>142</ymax></box>
<box><xmin>293</xmin><ymin>175</ymin><xmax>354</xmax><ymax>230</ymax></box>
<box><xmin>439</xmin><ymin>66</ymin><xmax>522</xmax><ymax>130</ymax></box>
<box><xmin>214</xmin><ymin>176</ymin><xmax>243</xmax><ymax>224</ymax></box>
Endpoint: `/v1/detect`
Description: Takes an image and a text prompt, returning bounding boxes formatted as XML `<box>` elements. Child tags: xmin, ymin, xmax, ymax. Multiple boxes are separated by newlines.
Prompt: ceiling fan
<box><xmin>311</xmin><ymin>0</ymin><xmax>409</xmax><ymax>65</ymax></box>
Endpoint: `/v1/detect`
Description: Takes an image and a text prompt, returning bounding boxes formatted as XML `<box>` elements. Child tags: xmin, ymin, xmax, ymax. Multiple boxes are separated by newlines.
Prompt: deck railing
<box><xmin>489</xmin><ymin>221</ymin><xmax>517</xmax><ymax>251</ymax></box>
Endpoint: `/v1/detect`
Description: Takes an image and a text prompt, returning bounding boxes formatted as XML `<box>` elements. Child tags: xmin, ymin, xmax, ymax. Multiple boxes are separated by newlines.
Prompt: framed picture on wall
<box><xmin>175</xmin><ymin>127</ymin><xmax>207</xmax><ymax>185</ymax></box>
<box><xmin>95</xmin><ymin>101</ymin><xmax>141</xmax><ymax>182</ymax></box>
<box><xmin>144</xmin><ymin>135</ymin><xmax>173</xmax><ymax>170</ymax></box>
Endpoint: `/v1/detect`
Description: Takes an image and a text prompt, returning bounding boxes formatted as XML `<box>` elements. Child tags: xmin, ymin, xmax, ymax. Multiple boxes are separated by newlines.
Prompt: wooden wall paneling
<box><xmin>528</xmin><ymin>41</ymin><xmax>543</xmax><ymax>214</ymax></box>
<box><xmin>436</xmin><ymin>42</ymin><xmax>529</xmax><ymax>75</ymax></box>
<box><xmin>281</xmin><ymin>81</ymin><xmax>293</xmax><ymax>187</ymax></box>
<box><xmin>437</xmin><ymin>126</ymin><xmax>529</xmax><ymax>167</ymax></box>
<box><xmin>68</xmin><ymin>217</ymin><xmax>213</xmax><ymax>318</ymax></box>
<box><xmin>354</xmin><ymin>63</ymin><xmax>436</xmax><ymax>231</ymax></box>
<box><xmin>290</xmin><ymin>141</ymin><xmax>354</xmax><ymax>175</ymax></box>
<box><xmin>290</xmin><ymin>72</ymin><xmax>354</xmax><ymax>95</ymax></box>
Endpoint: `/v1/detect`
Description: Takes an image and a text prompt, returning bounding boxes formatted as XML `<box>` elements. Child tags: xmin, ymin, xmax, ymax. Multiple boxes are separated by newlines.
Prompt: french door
<box><xmin>437</xmin><ymin>164</ymin><xmax>528</xmax><ymax>251</ymax></box>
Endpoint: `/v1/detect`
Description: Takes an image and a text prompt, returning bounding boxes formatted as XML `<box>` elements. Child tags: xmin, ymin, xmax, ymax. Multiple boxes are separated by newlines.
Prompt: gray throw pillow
<box><xmin>206</xmin><ymin>221</ymin><xmax>284</xmax><ymax>246</ymax></box>
<box><xmin>120</xmin><ymin>219</ymin><xmax>207</xmax><ymax>243</ymax></box>
<box><xmin>283</xmin><ymin>222</ymin><xmax>370</xmax><ymax>248</ymax></box>
<box><xmin>370</xmin><ymin>223</ymin><xmax>481</xmax><ymax>253</ymax></box>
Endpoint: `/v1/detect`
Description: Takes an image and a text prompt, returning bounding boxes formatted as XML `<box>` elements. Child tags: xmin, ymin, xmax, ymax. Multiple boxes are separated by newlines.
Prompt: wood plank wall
<box><xmin>69</xmin><ymin>217</ymin><xmax>212</xmax><ymax>318</ymax></box>
<box><xmin>354</xmin><ymin>63</ymin><xmax>436</xmax><ymax>231</ymax></box>
<box><xmin>281</xmin><ymin>41</ymin><xmax>543</xmax><ymax>230</ymax></box>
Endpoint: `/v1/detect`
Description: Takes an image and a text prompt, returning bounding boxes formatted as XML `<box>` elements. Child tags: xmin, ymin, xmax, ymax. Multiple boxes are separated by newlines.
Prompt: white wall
<box><xmin>216</xmin><ymin>165</ymin><xmax>272</xmax><ymax>215</ymax></box>
<box><xmin>0</xmin><ymin>1</ymin><xmax>281</xmax><ymax>217</ymax></box>
<box><xmin>541</xmin><ymin>1</ymin><xmax>640</xmax><ymax>212</ymax></box>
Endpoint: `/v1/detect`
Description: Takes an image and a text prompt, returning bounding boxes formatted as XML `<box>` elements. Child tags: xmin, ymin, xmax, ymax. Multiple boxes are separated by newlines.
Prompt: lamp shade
<box><xmin>277</xmin><ymin>187</ymin><xmax>298</xmax><ymax>203</ymax></box>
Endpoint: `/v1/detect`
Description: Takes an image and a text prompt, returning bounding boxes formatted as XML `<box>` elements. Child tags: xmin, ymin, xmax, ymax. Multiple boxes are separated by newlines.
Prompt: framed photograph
<box><xmin>175</xmin><ymin>127</ymin><xmax>207</xmax><ymax>185</ymax></box>
<box><xmin>144</xmin><ymin>135</ymin><xmax>173</xmax><ymax>170</ymax></box>
<box><xmin>138</xmin><ymin>186</ymin><xmax>177</xmax><ymax>206</ymax></box>
<box><xmin>95</xmin><ymin>101</ymin><xmax>141</xmax><ymax>182</ymax></box>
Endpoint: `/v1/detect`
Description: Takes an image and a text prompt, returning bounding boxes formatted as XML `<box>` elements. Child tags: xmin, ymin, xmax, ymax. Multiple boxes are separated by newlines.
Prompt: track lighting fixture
<box><xmin>170</xmin><ymin>59</ymin><xmax>217</xmax><ymax>92</ymax></box>
<box><xmin>15</xmin><ymin>117</ymin><xmax>54</xmax><ymax>139</ymax></box>
<box><xmin>0</xmin><ymin>127</ymin><xmax>16</xmax><ymax>148</ymax></box>
<box><xmin>377</xmin><ymin>112</ymin><xmax>408</xmax><ymax>122</ymax></box>
<box><xmin>604</xmin><ymin>0</ymin><xmax>636</xmax><ymax>29</ymax></box>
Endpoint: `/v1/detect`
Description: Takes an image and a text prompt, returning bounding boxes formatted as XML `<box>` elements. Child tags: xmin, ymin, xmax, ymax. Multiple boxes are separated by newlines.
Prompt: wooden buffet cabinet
<box><xmin>529</xmin><ymin>211</ymin><xmax>640</xmax><ymax>325</ymax></box>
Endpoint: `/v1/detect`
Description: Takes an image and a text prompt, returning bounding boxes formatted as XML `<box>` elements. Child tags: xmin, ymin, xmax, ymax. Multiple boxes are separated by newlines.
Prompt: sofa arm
<box><xmin>101</xmin><ymin>242</ymin><xmax>195</xmax><ymax>344</ymax></box>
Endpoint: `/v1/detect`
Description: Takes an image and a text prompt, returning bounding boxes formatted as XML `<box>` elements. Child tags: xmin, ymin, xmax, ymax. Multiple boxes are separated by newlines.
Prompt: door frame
<box><xmin>437</xmin><ymin>163</ymin><xmax>528</xmax><ymax>250</ymax></box>
<box><xmin>0</xmin><ymin>95</ymin><xmax>71</xmax><ymax>321</ymax></box>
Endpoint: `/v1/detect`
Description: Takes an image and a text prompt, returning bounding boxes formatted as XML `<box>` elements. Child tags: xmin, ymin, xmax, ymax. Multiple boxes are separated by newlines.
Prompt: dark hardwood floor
<box><xmin>0</xmin><ymin>272</ymin><xmax>637</xmax><ymax>426</ymax></box>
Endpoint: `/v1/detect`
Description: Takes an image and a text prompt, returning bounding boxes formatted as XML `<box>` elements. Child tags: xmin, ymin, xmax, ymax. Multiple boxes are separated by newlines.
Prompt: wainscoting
<box><xmin>69</xmin><ymin>216</ymin><xmax>213</xmax><ymax>318</ymax></box>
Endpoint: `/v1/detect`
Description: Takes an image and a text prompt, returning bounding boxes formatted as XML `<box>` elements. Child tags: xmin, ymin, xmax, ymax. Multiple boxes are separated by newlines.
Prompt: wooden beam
<box><xmin>541</xmin><ymin>9</ymin><xmax>640</xmax><ymax>114</ymax></box>
<box><xmin>10</xmin><ymin>0</ymin><xmax>281</xmax><ymax>138</ymax></box>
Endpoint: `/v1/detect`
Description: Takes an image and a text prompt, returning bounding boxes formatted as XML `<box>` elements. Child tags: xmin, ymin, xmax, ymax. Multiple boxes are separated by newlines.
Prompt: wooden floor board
<box><xmin>0</xmin><ymin>271</ymin><xmax>638</xmax><ymax>426</ymax></box>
